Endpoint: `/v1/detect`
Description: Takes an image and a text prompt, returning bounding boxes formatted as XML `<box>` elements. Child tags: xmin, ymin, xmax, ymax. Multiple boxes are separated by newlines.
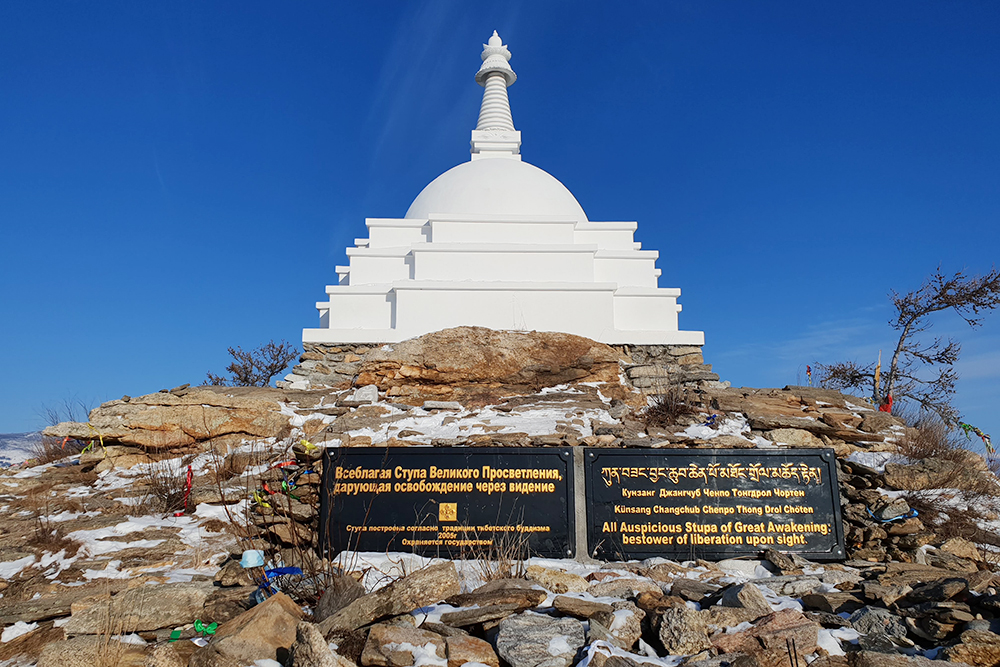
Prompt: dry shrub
<box><xmin>895</xmin><ymin>415</ymin><xmax>1000</xmax><ymax>496</ymax></box>
<box><xmin>895</xmin><ymin>416</ymin><xmax>975</xmax><ymax>464</ymax></box>
<box><xmin>28</xmin><ymin>520</ymin><xmax>81</xmax><ymax>558</ymax></box>
<box><xmin>139</xmin><ymin>460</ymin><xmax>190</xmax><ymax>514</ymax></box>
<box><xmin>94</xmin><ymin>585</ymin><xmax>146</xmax><ymax>667</ymax></box>
<box><xmin>644</xmin><ymin>383</ymin><xmax>697</xmax><ymax>428</ymax></box>
<box><xmin>28</xmin><ymin>436</ymin><xmax>86</xmax><ymax>465</ymax></box>
<box><xmin>22</xmin><ymin>491</ymin><xmax>82</xmax><ymax>557</ymax></box>
<box><xmin>902</xmin><ymin>494</ymin><xmax>1000</xmax><ymax>550</ymax></box>
<box><xmin>895</xmin><ymin>415</ymin><xmax>1000</xmax><ymax>556</ymax></box>
<box><xmin>466</xmin><ymin>530</ymin><xmax>529</xmax><ymax>582</ymax></box>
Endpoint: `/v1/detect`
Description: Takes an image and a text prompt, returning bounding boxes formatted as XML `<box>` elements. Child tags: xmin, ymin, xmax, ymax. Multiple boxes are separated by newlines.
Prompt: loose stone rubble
<box><xmin>1</xmin><ymin>328</ymin><xmax>998</xmax><ymax>665</ymax></box>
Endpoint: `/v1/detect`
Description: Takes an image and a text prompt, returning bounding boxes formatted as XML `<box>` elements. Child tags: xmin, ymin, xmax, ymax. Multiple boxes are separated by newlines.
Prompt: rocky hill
<box><xmin>2</xmin><ymin>328</ymin><xmax>999</xmax><ymax>667</ymax></box>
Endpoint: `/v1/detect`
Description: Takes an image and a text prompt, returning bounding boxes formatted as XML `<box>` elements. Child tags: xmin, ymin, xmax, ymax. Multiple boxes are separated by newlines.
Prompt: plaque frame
<box><xmin>584</xmin><ymin>448</ymin><xmax>845</xmax><ymax>561</ymax></box>
<box><xmin>319</xmin><ymin>447</ymin><xmax>576</xmax><ymax>559</ymax></box>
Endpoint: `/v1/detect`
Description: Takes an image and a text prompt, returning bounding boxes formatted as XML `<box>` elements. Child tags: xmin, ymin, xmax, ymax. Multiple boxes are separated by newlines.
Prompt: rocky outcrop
<box><xmin>43</xmin><ymin>386</ymin><xmax>296</xmax><ymax>451</ymax></box>
<box><xmin>354</xmin><ymin>326</ymin><xmax>628</xmax><ymax>405</ymax></box>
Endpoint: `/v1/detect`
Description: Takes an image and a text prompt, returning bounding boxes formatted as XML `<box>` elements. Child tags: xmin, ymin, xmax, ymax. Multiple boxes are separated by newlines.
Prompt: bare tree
<box><xmin>207</xmin><ymin>339</ymin><xmax>300</xmax><ymax>387</ymax></box>
<box><xmin>37</xmin><ymin>398</ymin><xmax>93</xmax><ymax>426</ymax></box>
<box><xmin>818</xmin><ymin>267</ymin><xmax>1000</xmax><ymax>424</ymax></box>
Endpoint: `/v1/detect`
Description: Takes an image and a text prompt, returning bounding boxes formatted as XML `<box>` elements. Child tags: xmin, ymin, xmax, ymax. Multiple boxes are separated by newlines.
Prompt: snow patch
<box><xmin>1</xmin><ymin>622</ymin><xmax>38</xmax><ymax>643</ymax></box>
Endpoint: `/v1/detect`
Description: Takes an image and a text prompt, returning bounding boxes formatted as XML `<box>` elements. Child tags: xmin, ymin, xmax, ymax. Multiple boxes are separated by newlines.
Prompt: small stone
<box><xmin>446</xmin><ymin>634</ymin><xmax>499</xmax><ymax>667</ymax></box>
<box><xmin>871</xmin><ymin>497</ymin><xmax>910</xmax><ymax>521</ymax></box>
<box><xmin>939</xmin><ymin>537</ymin><xmax>981</xmax><ymax>561</ymax></box>
<box><xmin>670</xmin><ymin>578</ymin><xmax>719</xmax><ymax>601</ymax></box>
<box><xmin>495</xmin><ymin>611</ymin><xmax>585</xmax><ymax>667</ymax></box>
<box><xmin>190</xmin><ymin>592</ymin><xmax>304</xmax><ymax>667</ymax></box>
<box><xmin>552</xmin><ymin>596</ymin><xmax>613</xmax><ymax>619</ymax></box>
<box><xmin>288</xmin><ymin>621</ymin><xmax>348</xmax><ymax>667</ymax></box>
<box><xmin>351</xmin><ymin>385</ymin><xmax>380</xmax><ymax>404</ymax></box>
<box><xmin>214</xmin><ymin>559</ymin><xmax>254</xmax><ymax>587</ymax></box>
<box><xmin>849</xmin><ymin>606</ymin><xmax>908</xmax><ymax>639</ymax></box>
<box><xmin>590</xmin><ymin>601</ymin><xmax>644</xmax><ymax>650</ymax></box>
<box><xmin>587</xmin><ymin>578</ymin><xmax>661</xmax><ymax>598</ymax></box>
<box><xmin>902</xmin><ymin>577</ymin><xmax>969</xmax><ymax>604</ymax></box>
<box><xmin>659</xmin><ymin>606</ymin><xmax>711</xmax><ymax>655</ymax></box>
<box><xmin>800</xmin><ymin>591</ymin><xmax>864</xmax><ymax>614</ymax></box>
<box><xmin>764</xmin><ymin>428</ymin><xmax>825</xmax><ymax>448</ymax></box>
<box><xmin>526</xmin><ymin>565</ymin><xmax>588</xmax><ymax>593</ymax></box>
<box><xmin>439</xmin><ymin>604</ymin><xmax>524</xmax><ymax>627</ymax></box>
<box><xmin>360</xmin><ymin>624</ymin><xmax>445</xmax><ymax>667</ymax></box>
<box><xmin>446</xmin><ymin>587</ymin><xmax>546</xmax><ymax>611</ymax></box>
<box><xmin>319</xmin><ymin>562</ymin><xmax>461</xmax><ymax>635</ymax></box>
<box><xmin>422</xmin><ymin>401</ymin><xmax>463</xmax><ymax>410</ymax></box>
<box><xmin>763</xmin><ymin>548</ymin><xmax>798</xmax><ymax>573</ymax></box>
<box><xmin>720</xmin><ymin>582</ymin><xmax>772</xmax><ymax>618</ymax></box>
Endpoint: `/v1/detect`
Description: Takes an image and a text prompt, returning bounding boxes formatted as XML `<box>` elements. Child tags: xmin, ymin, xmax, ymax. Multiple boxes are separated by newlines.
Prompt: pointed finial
<box><xmin>476</xmin><ymin>30</ymin><xmax>516</xmax><ymax>87</ymax></box>
<box><xmin>471</xmin><ymin>31</ymin><xmax>520</xmax><ymax>159</ymax></box>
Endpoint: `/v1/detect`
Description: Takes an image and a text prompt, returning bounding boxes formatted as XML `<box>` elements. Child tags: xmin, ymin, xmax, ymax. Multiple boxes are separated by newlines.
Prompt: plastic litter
<box><xmin>240</xmin><ymin>550</ymin><xmax>265</xmax><ymax>568</ymax></box>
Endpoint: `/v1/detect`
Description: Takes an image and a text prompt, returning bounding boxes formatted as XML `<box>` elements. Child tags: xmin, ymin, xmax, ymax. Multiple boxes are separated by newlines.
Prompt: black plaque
<box><xmin>586</xmin><ymin>449</ymin><xmax>844</xmax><ymax>561</ymax></box>
<box><xmin>320</xmin><ymin>447</ymin><xmax>575</xmax><ymax>559</ymax></box>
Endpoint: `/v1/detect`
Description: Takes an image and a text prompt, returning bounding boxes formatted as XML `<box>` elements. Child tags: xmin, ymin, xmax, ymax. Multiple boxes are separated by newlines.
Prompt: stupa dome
<box><xmin>404</xmin><ymin>158</ymin><xmax>589</xmax><ymax>222</ymax></box>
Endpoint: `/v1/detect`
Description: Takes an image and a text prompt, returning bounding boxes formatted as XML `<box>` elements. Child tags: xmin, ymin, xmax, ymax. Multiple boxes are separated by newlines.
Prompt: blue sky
<box><xmin>1</xmin><ymin>2</ymin><xmax>997</xmax><ymax>446</ymax></box>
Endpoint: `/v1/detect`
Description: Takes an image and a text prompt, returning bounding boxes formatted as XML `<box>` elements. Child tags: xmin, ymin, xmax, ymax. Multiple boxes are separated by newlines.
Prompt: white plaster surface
<box><xmin>303</xmin><ymin>32</ymin><xmax>704</xmax><ymax>347</ymax></box>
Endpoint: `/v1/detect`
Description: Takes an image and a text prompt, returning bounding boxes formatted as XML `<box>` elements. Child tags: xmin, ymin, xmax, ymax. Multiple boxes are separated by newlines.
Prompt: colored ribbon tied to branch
<box><xmin>959</xmin><ymin>422</ymin><xmax>994</xmax><ymax>454</ymax></box>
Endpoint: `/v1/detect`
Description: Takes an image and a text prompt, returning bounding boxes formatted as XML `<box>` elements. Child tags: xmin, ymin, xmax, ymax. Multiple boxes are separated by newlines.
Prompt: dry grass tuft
<box><xmin>139</xmin><ymin>460</ymin><xmax>190</xmax><ymax>514</ymax></box>
<box><xmin>644</xmin><ymin>383</ymin><xmax>698</xmax><ymax>428</ymax></box>
<box><xmin>895</xmin><ymin>416</ymin><xmax>976</xmax><ymax>464</ymax></box>
<box><xmin>28</xmin><ymin>436</ymin><xmax>86</xmax><ymax>465</ymax></box>
<box><xmin>467</xmin><ymin>531</ymin><xmax>529</xmax><ymax>582</ymax></box>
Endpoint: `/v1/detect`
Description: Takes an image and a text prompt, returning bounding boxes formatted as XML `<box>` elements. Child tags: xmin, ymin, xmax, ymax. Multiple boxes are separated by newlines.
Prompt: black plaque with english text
<box><xmin>320</xmin><ymin>447</ymin><xmax>575</xmax><ymax>559</ymax></box>
<box><xmin>585</xmin><ymin>448</ymin><xmax>844</xmax><ymax>561</ymax></box>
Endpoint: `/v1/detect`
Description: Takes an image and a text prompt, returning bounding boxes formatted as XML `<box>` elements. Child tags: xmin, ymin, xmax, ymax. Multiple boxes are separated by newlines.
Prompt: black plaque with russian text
<box><xmin>585</xmin><ymin>448</ymin><xmax>844</xmax><ymax>561</ymax></box>
<box><xmin>320</xmin><ymin>447</ymin><xmax>575</xmax><ymax>559</ymax></box>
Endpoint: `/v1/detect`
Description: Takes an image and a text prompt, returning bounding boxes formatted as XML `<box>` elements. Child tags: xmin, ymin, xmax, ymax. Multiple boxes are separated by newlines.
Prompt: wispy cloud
<box><xmin>715</xmin><ymin>316</ymin><xmax>890</xmax><ymax>366</ymax></box>
<box><xmin>362</xmin><ymin>4</ymin><xmax>474</xmax><ymax>168</ymax></box>
<box><xmin>955</xmin><ymin>335</ymin><xmax>1000</xmax><ymax>380</ymax></box>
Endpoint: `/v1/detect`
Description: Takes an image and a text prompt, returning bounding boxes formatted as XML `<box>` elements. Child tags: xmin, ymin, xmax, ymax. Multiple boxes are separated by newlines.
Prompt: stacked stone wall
<box><xmin>612</xmin><ymin>344</ymin><xmax>721</xmax><ymax>389</ymax></box>
<box><xmin>280</xmin><ymin>343</ymin><xmax>376</xmax><ymax>389</ymax></box>
<box><xmin>286</xmin><ymin>341</ymin><xmax>722</xmax><ymax>393</ymax></box>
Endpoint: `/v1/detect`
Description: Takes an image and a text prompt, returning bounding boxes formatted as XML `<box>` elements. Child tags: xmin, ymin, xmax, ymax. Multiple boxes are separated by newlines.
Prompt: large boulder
<box><xmin>43</xmin><ymin>386</ymin><xmax>294</xmax><ymax>450</ymax></box>
<box><xmin>190</xmin><ymin>592</ymin><xmax>304</xmax><ymax>667</ymax></box>
<box><xmin>319</xmin><ymin>562</ymin><xmax>461</xmax><ymax>636</ymax></box>
<box><xmin>354</xmin><ymin>327</ymin><xmax>628</xmax><ymax>405</ymax></box>
<box><xmin>62</xmin><ymin>582</ymin><xmax>215</xmax><ymax>635</ymax></box>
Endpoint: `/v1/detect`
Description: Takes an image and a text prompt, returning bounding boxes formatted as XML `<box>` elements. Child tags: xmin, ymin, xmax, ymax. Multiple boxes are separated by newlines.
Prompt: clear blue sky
<box><xmin>1</xmin><ymin>2</ymin><xmax>997</xmax><ymax>446</ymax></box>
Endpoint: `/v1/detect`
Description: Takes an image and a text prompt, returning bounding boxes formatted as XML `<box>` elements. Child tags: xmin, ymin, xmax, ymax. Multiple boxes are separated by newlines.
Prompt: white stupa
<box><xmin>303</xmin><ymin>32</ymin><xmax>703</xmax><ymax>347</ymax></box>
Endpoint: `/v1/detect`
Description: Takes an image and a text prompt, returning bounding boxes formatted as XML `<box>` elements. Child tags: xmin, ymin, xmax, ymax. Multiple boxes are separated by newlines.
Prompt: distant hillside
<box><xmin>0</xmin><ymin>431</ymin><xmax>41</xmax><ymax>466</ymax></box>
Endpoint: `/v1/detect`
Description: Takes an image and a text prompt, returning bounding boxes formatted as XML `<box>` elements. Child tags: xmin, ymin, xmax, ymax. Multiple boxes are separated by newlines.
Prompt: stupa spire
<box><xmin>470</xmin><ymin>31</ymin><xmax>521</xmax><ymax>160</ymax></box>
<box><xmin>475</xmin><ymin>30</ymin><xmax>516</xmax><ymax>131</ymax></box>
